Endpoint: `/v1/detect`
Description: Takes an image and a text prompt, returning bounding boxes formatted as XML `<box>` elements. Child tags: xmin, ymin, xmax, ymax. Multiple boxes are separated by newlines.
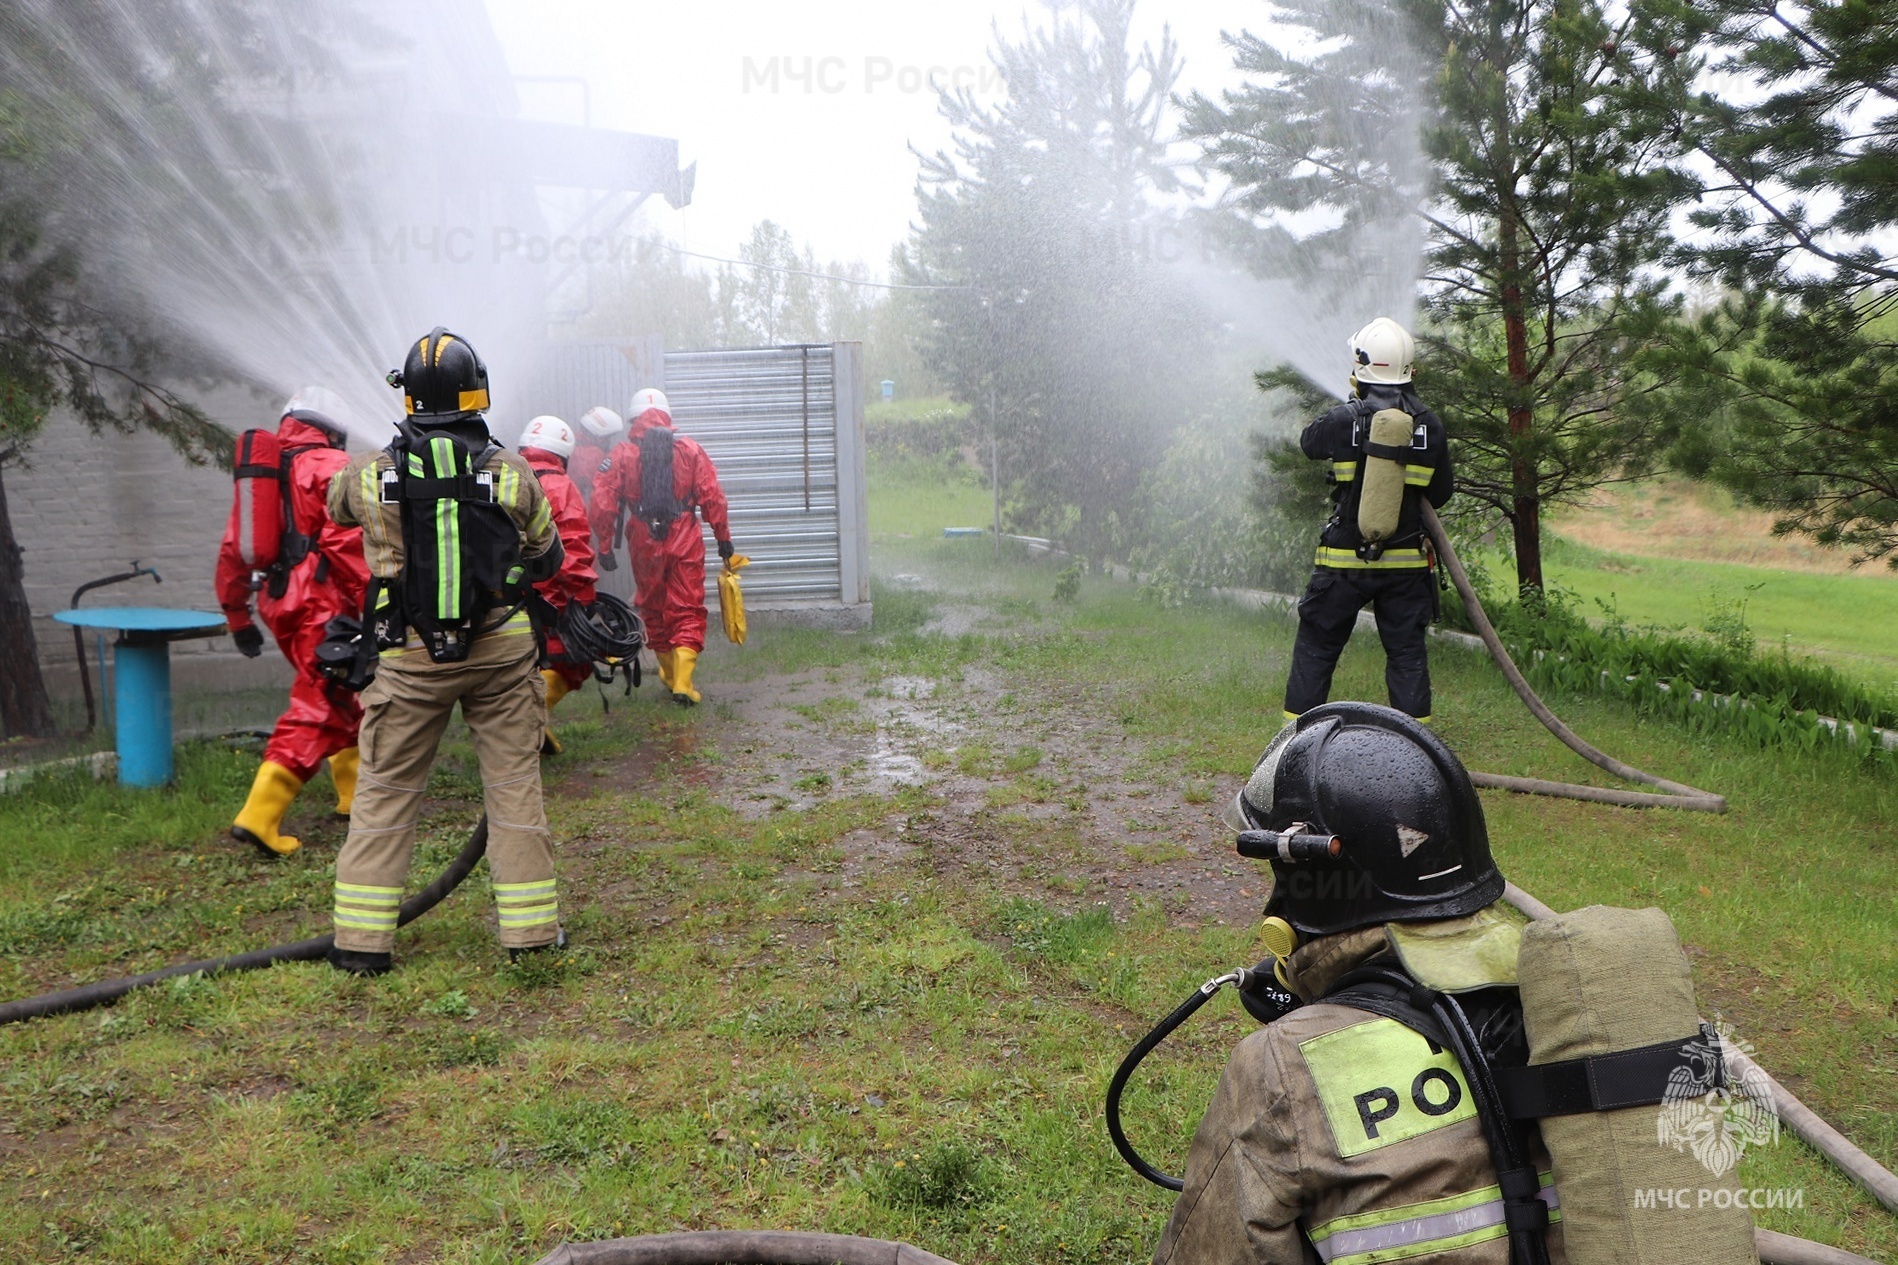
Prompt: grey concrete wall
<box><xmin>11</xmin><ymin>401</ymin><xmax>292</xmax><ymax>717</ymax></box>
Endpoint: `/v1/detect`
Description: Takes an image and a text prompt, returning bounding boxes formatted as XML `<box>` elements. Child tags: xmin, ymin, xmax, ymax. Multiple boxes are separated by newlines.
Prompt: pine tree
<box><xmin>1185</xmin><ymin>0</ymin><xmax>1701</xmax><ymax>592</ymax></box>
<box><xmin>901</xmin><ymin>0</ymin><xmax>1212</xmax><ymax>554</ymax></box>
<box><xmin>1653</xmin><ymin>0</ymin><xmax>1898</xmax><ymax>565</ymax></box>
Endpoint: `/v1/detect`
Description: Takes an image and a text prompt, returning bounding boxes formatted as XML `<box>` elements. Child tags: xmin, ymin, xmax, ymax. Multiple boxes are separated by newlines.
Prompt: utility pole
<box><xmin>985</xmin><ymin>294</ymin><xmax>1001</xmax><ymax>559</ymax></box>
<box><xmin>990</xmin><ymin>386</ymin><xmax>1001</xmax><ymax>559</ymax></box>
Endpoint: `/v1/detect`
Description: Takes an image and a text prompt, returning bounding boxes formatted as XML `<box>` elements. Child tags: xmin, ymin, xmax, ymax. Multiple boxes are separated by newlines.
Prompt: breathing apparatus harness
<box><xmin>231</xmin><ymin>429</ymin><xmax>335</xmax><ymax>599</ymax></box>
<box><xmin>325</xmin><ymin>421</ymin><xmax>562</xmax><ymax>691</ymax></box>
<box><xmin>633</xmin><ymin>425</ymin><xmax>695</xmax><ymax>539</ymax></box>
<box><xmin>1326</xmin><ymin>395</ymin><xmax>1431</xmax><ymax>563</ymax></box>
<box><xmin>1105</xmin><ymin>824</ymin><xmax>1729</xmax><ymax>1265</ymax></box>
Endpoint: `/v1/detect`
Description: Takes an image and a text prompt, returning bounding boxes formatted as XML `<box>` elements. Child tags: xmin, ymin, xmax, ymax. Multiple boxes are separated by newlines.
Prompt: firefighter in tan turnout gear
<box><xmin>1152</xmin><ymin>702</ymin><xmax>1758</xmax><ymax>1265</ymax></box>
<box><xmin>323</xmin><ymin>327</ymin><xmax>567</xmax><ymax>976</ymax></box>
<box><xmin>1155</xmin><ymin>703</ymin><xmax>1565</xmax><ymax>1265</ymax></box>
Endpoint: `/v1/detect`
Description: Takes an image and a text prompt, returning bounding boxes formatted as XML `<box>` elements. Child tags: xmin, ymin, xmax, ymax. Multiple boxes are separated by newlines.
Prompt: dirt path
<box><xmin>554</xmin><ymin>648</ymin><xmax>1270</xmax><ymax>935</ymax></box>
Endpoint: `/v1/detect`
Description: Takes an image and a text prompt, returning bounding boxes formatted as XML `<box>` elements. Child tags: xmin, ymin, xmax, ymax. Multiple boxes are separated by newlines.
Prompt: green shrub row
<box><xmin>1490</xmin><ymin>594</ymin><xmax>1898</xmax><ymax>756</ymax></box>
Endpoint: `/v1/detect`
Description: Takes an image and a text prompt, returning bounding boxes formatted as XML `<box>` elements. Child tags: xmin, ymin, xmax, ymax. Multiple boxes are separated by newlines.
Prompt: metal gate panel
<box><xmin>664</xmin><ymin>345</ymin><xmax>840</xmax><ymax>604</ymax></box>
<box><xmin>526</xmin><ymin>339</ymin><xmax>869</xmax><ymax>623</ymax></box>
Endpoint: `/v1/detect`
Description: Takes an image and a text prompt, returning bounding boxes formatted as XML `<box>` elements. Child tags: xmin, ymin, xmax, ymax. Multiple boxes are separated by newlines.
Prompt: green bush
<box><xmin>864</xmin><ymin>407</ymin><xmax>969</xmax><ymax>465</ymax></box>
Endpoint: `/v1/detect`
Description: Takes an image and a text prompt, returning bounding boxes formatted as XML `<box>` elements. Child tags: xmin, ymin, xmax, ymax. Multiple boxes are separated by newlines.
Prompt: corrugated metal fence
<box><xmin>527</xmin><ymin>339</ymin><xmax>869</xmax><ymax>623</ymax></box>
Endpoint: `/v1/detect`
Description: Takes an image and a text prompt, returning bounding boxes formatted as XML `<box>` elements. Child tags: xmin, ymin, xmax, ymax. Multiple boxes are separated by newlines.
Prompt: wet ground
<box><xmin>551</xmin><ymin>637</ymin><xmax>1271</xmax><ymax>933</ymax></box>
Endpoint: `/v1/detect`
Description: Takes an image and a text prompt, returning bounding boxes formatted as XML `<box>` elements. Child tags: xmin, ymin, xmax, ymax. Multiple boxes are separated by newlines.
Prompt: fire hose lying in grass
<box><xmin>1421</xmin><ymin>504</ymin><xmax>1728</xmax><ymax>813</ymax></box>
<box><xmin>0</xmin><ymin>818</ymin><xmax>489</xmax><ymax>1026</ymax></box>
<box><xmin>531</xmin><ymin>1232</ymin><xmax>956</xmax><ymax>1265</ymax></box>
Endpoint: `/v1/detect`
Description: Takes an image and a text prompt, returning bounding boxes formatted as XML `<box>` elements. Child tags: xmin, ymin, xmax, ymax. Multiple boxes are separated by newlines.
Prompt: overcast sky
<box><xmin>484</xmin><ymin>0</ymin><xmax>1256</xmax><ymax>272</ymax></box>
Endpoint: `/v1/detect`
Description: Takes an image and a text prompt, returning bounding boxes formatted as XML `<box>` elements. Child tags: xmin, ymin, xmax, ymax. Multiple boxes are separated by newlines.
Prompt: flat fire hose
<box><xmin>1422</xmin><ymin>504</ymin><xmax>1727</xmax><ymax>812</ymax></box>
<box><xmin>531</xmin><ymin>1232</ymin><xmax>957</xmax><ymax>1265</ymax></box>
<box><xmin>0</xmin><ymin>817</ymin><xmax>489</xmax><ymax>1026</ymax></box>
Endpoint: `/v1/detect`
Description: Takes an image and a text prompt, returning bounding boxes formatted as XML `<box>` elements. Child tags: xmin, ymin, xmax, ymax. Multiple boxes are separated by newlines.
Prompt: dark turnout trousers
<box><xmin>1284</xmin><ymin>566</ymin><xmax>1436</xmax><ymax>721</ymax></box>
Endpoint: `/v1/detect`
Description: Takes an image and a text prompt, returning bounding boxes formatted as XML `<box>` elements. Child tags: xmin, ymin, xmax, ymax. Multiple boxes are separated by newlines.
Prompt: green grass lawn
<box><xmin>0</xmin><ymin>463</ymin><xmax>1892</xmax><ymax>1263</ymax></box>
<box><xmin>1540</xmin><ymin>532</ymin><xmax>1898</xmax><ymax>697</ymax></box>
<box><xmin>867</xmin><ymin>455</ymin><xmax>995</xmax><ymax>543</ymax></box>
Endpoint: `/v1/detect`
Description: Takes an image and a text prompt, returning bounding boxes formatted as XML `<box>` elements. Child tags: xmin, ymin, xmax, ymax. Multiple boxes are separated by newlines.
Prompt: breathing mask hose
<box><xmin>1106</xmin><ymin>966</ymin><xmax>1290</xmax><ymax>1192</ymax></box>
<box><xmin>0</xmin><ymin>817</ymin><xmax>490</xmax><ymax>1026</ymax></box>
<box><xmin>1421</xmin><ymin>505</ymin><xmax>1727</xmax><ymax>813</ymax></box>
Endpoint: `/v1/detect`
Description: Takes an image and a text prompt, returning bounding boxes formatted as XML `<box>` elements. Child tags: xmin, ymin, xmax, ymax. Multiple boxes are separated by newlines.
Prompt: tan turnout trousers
<box><xmin>331</xmin><ymin>620</ymin><xmax>560</xmax><ymax>953</ymax></box>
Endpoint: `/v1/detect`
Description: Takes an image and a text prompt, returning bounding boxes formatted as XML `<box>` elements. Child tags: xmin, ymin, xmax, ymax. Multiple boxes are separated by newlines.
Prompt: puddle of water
<box><xmin>867</xmin><ymin>744</ymin><xmax>926</xmax><ymax>787</ymax></box>
<box><xmin>884</xmin><ymin>675</ymin><xmax>937</xmax><ymax>701</ymax></box>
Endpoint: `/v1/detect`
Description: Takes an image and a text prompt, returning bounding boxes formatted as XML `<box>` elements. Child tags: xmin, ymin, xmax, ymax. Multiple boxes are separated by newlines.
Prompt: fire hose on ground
<box><xmin>0</xmin><ymin>818</ymin><xmax>489</xmax><ymax>1026</ymax></box>
<box><xmin>1420</xmin><ymin>504</ymin><xmax>1727</xmax><ymax>813</ymax></box>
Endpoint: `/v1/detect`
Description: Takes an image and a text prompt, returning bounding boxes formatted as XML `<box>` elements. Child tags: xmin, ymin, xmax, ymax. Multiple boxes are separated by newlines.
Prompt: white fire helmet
<box><xmin>628</xmin><ymin>387</ymin><xmax>671</xmax><ymax>420</ymax></box>
<box><xmin>519</xmin><ymin>414</ymin><xmax>576</xmax><ymax>459</ymax></box>
<box><xmin>1349</xmin><ymin>317</ymin><xmax>1416</xmax><ymax>385</ymax></box>
<box><xmin>283</xmin><ymin>385</ymin><xmax>350</xmax><ymax>436</ymax></box>
<box><xmin>578</xmin><ymin>405</ymin><xmax>623</xmax><ymax>439</ymax></box>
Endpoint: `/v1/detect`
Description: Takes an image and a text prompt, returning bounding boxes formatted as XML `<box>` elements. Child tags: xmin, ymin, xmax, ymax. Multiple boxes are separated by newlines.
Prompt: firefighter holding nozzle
<box><xmin>1282</xmin><ymin>319</ymin><xmax>1453</xmax><ymax>725</ymax></box>
<box><xmin>322</xmin><ymin>328</ymin><xmax>568</xmax><ymax>976</ymax></box>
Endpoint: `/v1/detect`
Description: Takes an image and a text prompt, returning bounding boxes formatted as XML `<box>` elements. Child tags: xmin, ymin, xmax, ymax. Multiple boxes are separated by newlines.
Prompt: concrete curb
<box><xmin>0</xmin><ymin>750</ymin><xmax>117</xmax><ymax>794</ymax></box>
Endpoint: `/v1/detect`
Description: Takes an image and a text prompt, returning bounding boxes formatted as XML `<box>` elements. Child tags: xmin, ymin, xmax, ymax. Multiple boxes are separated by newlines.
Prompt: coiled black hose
<box><xmin>0</xmin><ymin>817</ymin><xmax>489</xmax><ymax>1026</ymax></box>
<box><xmin>558</xmin><ymin>594</ymin><xmax>646</xmax><ymax>685</ymax></box>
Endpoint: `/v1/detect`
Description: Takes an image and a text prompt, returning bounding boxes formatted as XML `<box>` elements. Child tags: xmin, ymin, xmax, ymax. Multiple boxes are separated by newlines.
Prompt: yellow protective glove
<box><xmin>718</xmin><ymin>553</ymin><xmax>751</xmax><ymax>645</ymax></box>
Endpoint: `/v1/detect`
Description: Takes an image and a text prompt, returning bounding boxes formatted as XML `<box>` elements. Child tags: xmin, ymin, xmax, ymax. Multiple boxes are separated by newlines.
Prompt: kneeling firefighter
<box><xmin>322</xmin><ymin>328</ymin><xmax>567</xmax><ymax>976</ymax></box>
<box><xmin>1141</xmin><ymin>704</ymin><xmax>1759</xmax><ymax>1265</ymax></box>
<box><xmin>216</xmin><ymin>388</ymin><xmax>369</xmax><ymax>858</ymax></box>
<box><xmin>1284</xmin><ymin>319</ymin><xmax>1453</xmax><ymax>724</ymax></box>
<box><xmin>587</xmin><ymin>388</ymin><xmax>734</xmax><ymax>706</ymax></box>
<box><xmin>516</xmin><ymin>415</ymin><xmax>602</xmax><ymax>754</ymax></box>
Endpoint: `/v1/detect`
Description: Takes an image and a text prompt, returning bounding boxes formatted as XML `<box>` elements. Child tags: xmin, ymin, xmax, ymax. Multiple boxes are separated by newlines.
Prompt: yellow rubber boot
<box><xmin>670</xmin><ymin>647</ymin><xmax>702</xmax><ymax>706</ymax></box>
<box><xmin>231</xmin><ymin>761</ymin><xmax>306</xmax><ymax>859</ymax></box>
<box><xmin>655</xmin><ymin>648</ymin><xmax>677</xmax><ymax>694</ymax></box>
<box><xmin>540</xmin><ymin>670</ymin><xmax>570</xmax><ymax>757</ymax></box>
<box><xmin>329</xmin><ymin>747</ymin><xmax>360</xmax><ymax>817</ymax></box>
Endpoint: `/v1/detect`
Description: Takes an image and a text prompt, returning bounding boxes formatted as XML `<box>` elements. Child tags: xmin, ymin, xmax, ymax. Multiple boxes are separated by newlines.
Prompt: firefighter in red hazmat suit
<box><xmin>517</xmin><ymin>414</ymin><xmax>600</xmax><ymax>753</ymax></box>
<box><xmin>588</xmin><ymin>388</ymin><xmax>733</xmax><ymax>705</ymax></box>
<box><xmin>216</xmin><ymin>388</ymin><xmax>370</xmax><ymax>858</ymax></box>
<box><xmin>571</xmin><ymin>405</ymin><xmax>622</xmax><ymax>512</ymax></box>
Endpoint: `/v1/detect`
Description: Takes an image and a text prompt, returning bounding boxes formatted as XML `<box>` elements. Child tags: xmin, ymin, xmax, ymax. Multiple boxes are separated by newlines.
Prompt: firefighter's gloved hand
<box><xmin>717</xmin><ymin>539</ymin><xmax>735</xmax><ymax>562</ymax></box>
<box><xmin>232</xmin><ymin>625</ymin><xmax>265</xmax><ymax>658</ymax></box>
<box><xmin>597</xmin><ymin>550</ymin><xmax>618</xmax><ymax>573</ymax></box>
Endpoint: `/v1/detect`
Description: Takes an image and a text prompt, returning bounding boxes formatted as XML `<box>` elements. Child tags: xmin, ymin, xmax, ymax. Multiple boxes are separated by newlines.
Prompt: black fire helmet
<box><xmin>388</xmin><ymin>326</ymin><xmax>490</xmax><ymax>421</ymax></box>
<box><xmin>1231</xmin><ymin>702</ymin><xmax>1502</xmax><ymax>937</ymax></box>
